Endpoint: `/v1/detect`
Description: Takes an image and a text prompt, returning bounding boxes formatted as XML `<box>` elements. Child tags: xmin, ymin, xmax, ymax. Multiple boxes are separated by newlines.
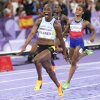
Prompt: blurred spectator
<box><xmin>37</xmin><ymin>0</ymin><xmax>49</xmax><ymax>17</ymax></box>
<box><xmin>3</xmin><ymin>1</ymin><xmax>13</xmax><ymax>17</ymax></box>
<box><xmin>18</xmin><ymin>0</ymin><xmax>23</xmax><ymax>4</ymax></box>
<box><xmin>49</xmin><ymin>0</ymin><xmax>59</xmax><ymax>10</ymax></box>
<box><xmin>42</xmin><ymin>0</ymin><xmax>48</xmax><ymax>5</ymax></box>
<box><xmin>84</xmin><ymin>0</ymin><xmax>91</xmax><ymax>22</ymax></box>
<box><xmin>58</xmin><ymin>0</ymin><xmax>68</xmax><ymax>16</ymax></box>
<box><xmin>0</xmin><ymin>10</ymin><xmax>3</xmax><ymax>18</ymax></box>
<box><xmin>3</xmin><ymin>8</ymin><xmax>12</xmax><ymax>17</ymax></box>
<box><xmin>95</xmin><ymin>0</ymin><xmax>100</xmax><ymax>11</ymax></box>
<box><xmin>32</xmin><ymin>0</ymin><xmax>38</xmax><ymax>15</ymax></box>
<box><xmin>83</xmin><ymin>3</ymin><xmax>92</xmax><ymax>34</ymax></box>
<box><xmin>0</xmin><ymin>0</ymin><xmax>99</xmax><ymax>17</ymax></box>
<box><xmin>0</xmin><ymin>0</ymin><xmax>5</xmax><ymax>17</ymax></box>
<box><xmin>70</xmin><ymin>0</ymin><xmax>78</xmax><ymax>16</ymax></box>
<box><xmin>37</xmin><ymin>0</ymin><xmax>45</xmax><ymax>17</ymax></box>
<box><xmin>22</xmin><ymin>0</ymin><xmax>33</xmax><ymax>15</ymax></box>
<box><xmin>76</xmin><ymin>0</ymin><xmax>83</xmax><ymax>4</ymax></box>
<box><xmin>88</xmin><ymin>0</ymin><xmax>96</xmax><ymax>12</ymax></box>
<box><xmin>0</xmin><ymin>0</ymin><xmax>4</xmax><ymax>10</ymax></box>
<box><xmin>16</xmin><ymin>4</ymin><xmax>26</xmax><ymax>16</ymax></box>
<box><xmin>11</xmin><ymin>0</ymin><xmax>19</xmax><ymax>16</ymax></box>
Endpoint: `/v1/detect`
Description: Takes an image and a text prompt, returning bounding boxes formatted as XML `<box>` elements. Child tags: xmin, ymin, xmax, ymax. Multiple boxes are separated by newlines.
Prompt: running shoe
<box><xmin>84</xmin><ymin>49</ymin><xmax>94</xmax><ymax>55</ymax></box>
<box><xmin>34</xmin><ymin>80</ymin><xmax>42</xmax><ymax>91</ymax></box>
<box><xmin>57</xmin><ymin>83</ymin><xmax>64</xmax><ymax>96</ymax></box>
<box><xmin>62</xmin><ymin>81</ymin><xmax>70</xmax><ymax>90</ymax></box>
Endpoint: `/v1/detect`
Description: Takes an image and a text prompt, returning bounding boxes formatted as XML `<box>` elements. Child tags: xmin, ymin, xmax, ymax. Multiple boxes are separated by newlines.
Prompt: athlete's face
<box><xmin>75</xmin><ymin>6</ymin><xmax>83</xmax><ymax>16</ymax></box>
<box><xmin>43</xmin><ymin>5</ymin><xmax>52</xmax><ymax>20</ymax></box>
<box><xmin>54</xmin><ymin>5</ymin><xmax>62</xmax><ymax>13</ymax></box>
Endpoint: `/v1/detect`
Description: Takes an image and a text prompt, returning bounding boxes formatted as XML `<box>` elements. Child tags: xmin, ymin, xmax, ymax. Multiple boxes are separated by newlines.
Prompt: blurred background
<box><xmin>0</xmin><ymin>0</ymin><xmax>100</xmax><ymax>53</ymax></box>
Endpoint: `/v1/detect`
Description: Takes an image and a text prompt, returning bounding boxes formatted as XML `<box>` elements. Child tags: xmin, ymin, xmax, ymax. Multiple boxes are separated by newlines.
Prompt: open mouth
<box><xmin>44</xmin><ymin>13</ymin><xmax>49</xmax><ymax>17</ymax></box>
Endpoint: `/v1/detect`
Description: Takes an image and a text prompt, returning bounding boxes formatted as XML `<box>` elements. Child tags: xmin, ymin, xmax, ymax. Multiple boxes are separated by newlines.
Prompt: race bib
<box><xmin>70</xmin><ymin>25</ymin><xmax>82</xmax><ymax>32</ymax></box>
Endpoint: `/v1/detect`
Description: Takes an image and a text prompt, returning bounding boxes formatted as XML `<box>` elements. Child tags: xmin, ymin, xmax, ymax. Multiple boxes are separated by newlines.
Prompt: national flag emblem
<box><xmin>19</xmin><ymin>16</ymin><xmax>34</xmax><ymax>28</ymax></box>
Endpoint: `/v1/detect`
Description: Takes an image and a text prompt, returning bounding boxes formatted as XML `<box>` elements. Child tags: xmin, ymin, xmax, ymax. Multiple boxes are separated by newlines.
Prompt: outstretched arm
<box><xmin>19</xmin><ymin>19</ymin><xmax>41</xmax><ymax>54</ymax></box>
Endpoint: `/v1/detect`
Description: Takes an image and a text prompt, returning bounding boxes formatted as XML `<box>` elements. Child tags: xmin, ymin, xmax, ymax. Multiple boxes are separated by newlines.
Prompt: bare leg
<box><xmin>67</xmin><ymin>48</ymin><xmax>74</xmax><ymax>64</ymax></box>
<box><xmin>51</xmin><ymin>59</ymin><xmax>56</xmax><ymax>72</ymax></box>
<box><xmin>35</xmin><ymin>49</ymin><xmax>60</xmax><ymax>87</ymax></box>
<box><xmin>34</xmin><ymin>49</ymin><xmax>64</xmax><ymax>96</ymax></box>
<box><xmin>67</xmin><ymin>46</ymin><xmax>80</xmax><ymax>83</ymax></box>
<box><xmin>63</xmin><ymin>46</ymin><xmax>80</xmax><ymax>90</ymax></box>
<box><xmin>34</xmin><ymin>61</ymin><xmax>42</xmax><ymax>80</ymax></box>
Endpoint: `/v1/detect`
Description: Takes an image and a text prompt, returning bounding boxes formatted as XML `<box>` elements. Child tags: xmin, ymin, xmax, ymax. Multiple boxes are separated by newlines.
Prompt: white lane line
<box><xmin>0</xmin><ymin>61</ymin><xmax>100</xmax><ymax>76</ymax></box>
<box><xmin>78</xmin><ymin>95</ymin><xmax>100</xmax><ymax>100</ymax></box>
<box><xmin>10</xmin><ymin>93</ymin><xmax>100</xmax><ymax>100</ymax></box>
<box><xmin>0</xmin><ymin>73</ymin><xmax>100</xmax><ymax>92</ymax></box>
<box><xmin>0</xmin><ymin>66</ymin><xmax>100</xmax><ymax>83</ymax></box>
<box><xmin>13</xmin><ymin>82</ymin><xmax>100</xmax><ymax>98</ymax></box>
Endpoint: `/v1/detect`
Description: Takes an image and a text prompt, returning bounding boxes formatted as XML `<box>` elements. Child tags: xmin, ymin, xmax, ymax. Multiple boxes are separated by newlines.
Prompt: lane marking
<box><xmin>78</xmin><ymin>95</ymin><xmax>100</xmax><ymax>100</ymax></box>
<box><xmin>0</xmin><ymin>66</ymin><xmax>100</xmax><ymax>83</ymax></box>
<box><xmin>0</xmin><ymin>61</ymin><xmax>100</xmax><ymax>76</ymax></box>
<box><xmin>0</xmin><ymin>73</ymin><xmax>100</xmax><ymax>91</ymax></box>
<box><xmin>11</xmin><ymin>82</ymin><xmax>100</xmax><ymax>98</ymax></box>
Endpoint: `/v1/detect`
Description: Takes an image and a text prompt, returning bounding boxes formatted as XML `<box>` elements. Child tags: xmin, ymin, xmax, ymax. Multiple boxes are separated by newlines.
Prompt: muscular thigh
<box><xmin>34</xmin><ymin>49</ymin><xmax>51</xmax><ymax>62</ymax></box>
<box><xmin>34</xmin><ymin>45</ymin><xmax>52</xmax><ymax>62</ymax></box>
<box><xmin>73</xmin><ymin>46</ymin><xmax>81</xmax><ymax>58</ymax></box>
